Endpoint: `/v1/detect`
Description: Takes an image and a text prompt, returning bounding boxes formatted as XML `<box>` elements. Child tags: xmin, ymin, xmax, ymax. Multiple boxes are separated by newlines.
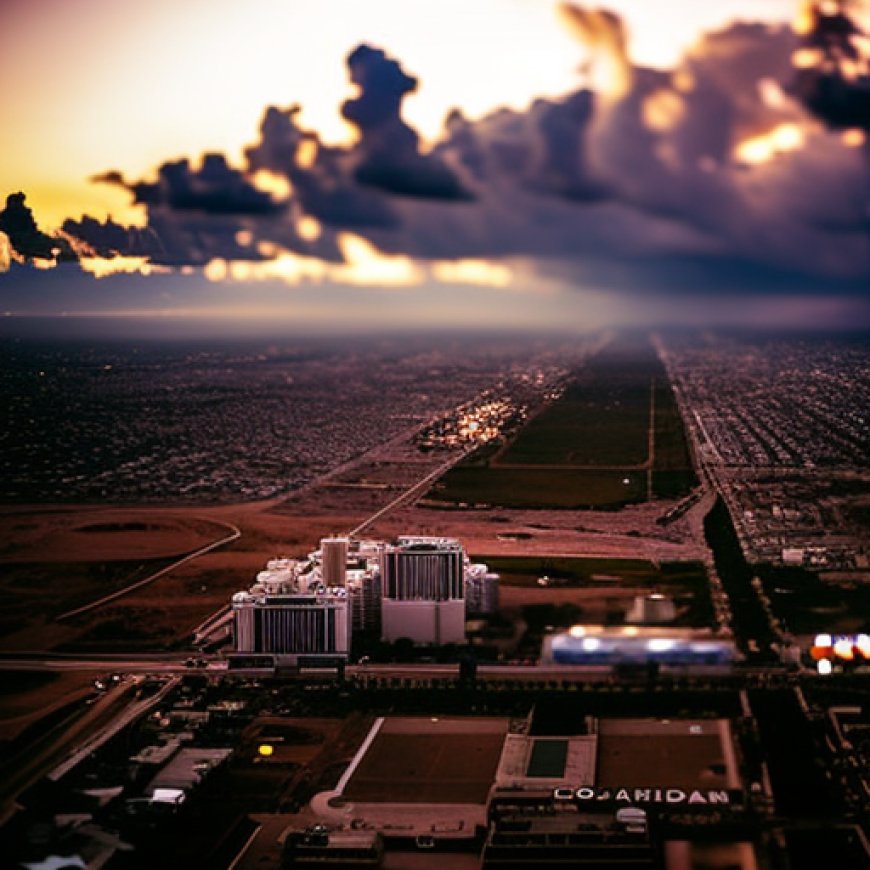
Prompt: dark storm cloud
<box><xmin>127</xmin><ymin>153</ymin><xmax>285</xmax><ymax>215</ymax></box>
<box><xmin>338</xmin><ymin>18</ymin><xmax>866</xmax><ymax>295</ymax></box>
<box><xmin>61</xmin><ymin>214</ymin><xmax>165</xmax><ymax>259</ymax></box>
<box><xmin>341</xmin><ymin>44</ymin><xmax>472</xmax><ymax>200</ymax></box>
<box><xmin>245</xmin><ymin>46</ymin><xmax>473</xmax><ymax>215</ymax></box>
<box><xmin>0</xmin><ymin>192</ymin><xmax>75</xmax><ymax>262</ymax></box>
<box><xmin>792</xmin><ymin>1</ymin><xmax>870</xmax><ymax>129</ymax></box>
<box><xmin>27</xmin><ymin>16</ymin><xmax>870</xmax><ymax>303</ymax></box>
<box><xmin>245</xmin><ymin>105</ymin><xmax>399</xmax><ymax>229</ymax></box>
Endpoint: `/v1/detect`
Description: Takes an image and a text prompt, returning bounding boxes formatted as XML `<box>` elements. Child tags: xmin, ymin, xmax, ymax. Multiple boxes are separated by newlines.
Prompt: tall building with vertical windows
<box><xmin>320</xmin><ymin>536</ymin><xmax>349</xmax><ymax>586</ymax></box>
<box><xmin>380</xmin><ymin>536</ymin><xmax>466</xmax><ymax>645</ymax></box>
<box><xmin>232</xmin><ymin>561</ymin><xmax>350</xmax><ymax>664</ymax></box>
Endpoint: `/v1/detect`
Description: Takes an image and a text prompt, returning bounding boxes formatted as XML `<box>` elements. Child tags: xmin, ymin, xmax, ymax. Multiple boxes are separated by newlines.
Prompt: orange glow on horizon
<box><xmin>79</xmin><ymin>256</ymin><xmax>162</xmax><ymax>278</ymax></box>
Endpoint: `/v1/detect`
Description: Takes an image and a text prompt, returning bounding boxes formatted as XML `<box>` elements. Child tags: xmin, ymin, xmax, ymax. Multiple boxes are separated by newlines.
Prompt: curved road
<box><xmin>55</xmin><ymin>519</ymin><xmax>241</xmax><ymax>621</ymax></box>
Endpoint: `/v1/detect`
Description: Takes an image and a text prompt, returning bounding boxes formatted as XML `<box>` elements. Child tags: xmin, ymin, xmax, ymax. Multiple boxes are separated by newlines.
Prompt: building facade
<box><xmin>380</xmin><ymin>537</ymin><xmax>466</xmax><ymax>645</ymax></box>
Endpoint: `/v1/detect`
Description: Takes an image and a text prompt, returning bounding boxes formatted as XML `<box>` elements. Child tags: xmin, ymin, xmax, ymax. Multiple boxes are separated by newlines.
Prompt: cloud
<box><xmin>15</xmin><ymin>11</ymin><xmax>869</xmax><ymax>312</ymax></box>
<box><xmin>124</xmin><ymin>153</ymin><xmax>285</xmax><ymax>215</ymax></box>
<box><xmin>60</xmin><ymin>214</ymin><xmax>164</xmax><ymax>259</ymax></box>
<box><xmin>341</xmin><ymin>44</ymin><xmax>472</xmax><ymax>201</ymax></box>
<box><xmin>246</xmin><ymin>105</ymin><xmax>400</xmax><ymax>229</ymax></box>
<box><xmin>0</xmin><ymin>192</ymin><xmax>76</xmax><ymax>264</ymax></box>
<box><xmin>792</xmin><ymin>1</ymin><xmax>870</xmax><ymax>130</ymax></box>
<box><xmin>558</xmin><ymin>3</ymin><xmax>631</xmax><ymax>99</ymax></box>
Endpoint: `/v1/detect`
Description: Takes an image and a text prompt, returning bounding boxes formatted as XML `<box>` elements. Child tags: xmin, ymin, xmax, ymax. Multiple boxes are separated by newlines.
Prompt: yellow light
<box><xmin>642</xmin><ymin>88</ymin><xmax>685</xmax><ymax>132</ymax></box>
<box><xmin>672</xmin><ymin>70</ymin><xmax>694</xmax><ymax>93</ymax></box>
<box><xmin>842</xmin><ymin>129</ymin><xmax>866</xmax><ymax>148</ymax></box>
<box><xmin>297</xmin><ymin>215</ymin><xmax>322</xmax><ymax>242</ymax></box>
<box><xmin>297</xmin><ymin>138</ymin><xmax>318</xmax><ymax>170</ymax></box>
<box><xmin>204</xmin><ymin>258</ymin><xmax>228</xmax><ymax>282</ymax></box>
<box><xmin>794</xmin><ymin>1</ymin><xmax>816</xmax><ymax>36</ymax></box>
<box><xmin>833</xmin><ymin>638</ymin><xmax>854</xmax><ymax>660</ymax></box>
<box><xmin>335</xmin><ymin>233</ymin><xmax>422</xmax><ymax>286</ymax></box>
<box><xmin>734</xmin><ymin>123</ymin><xmax>805</xmax><ymax>165</ymax></box>
<box><xmin>792</xmin><ymin>47</ymin><xmax>824</xmax><ymax>69</ymax></box>
<box><xmin>258</xmin><ymin>743</ymin><xmax>274</xmax><ymax>757</ymax></box>
<box><xmin>251</xmin><ymin>170</ymin><xmax>292</xmax><ymax>201</ymax></box>
<box><xmin>0</xmin><ymin>232</ymin><xmax>16</xmax><ymax>272</ymax></box>
<box><xmin>558</xmin><ymin>3</ymin><xmax>631</xmax><ymax>100</ymax></box>
<box><xmin>79</xmin><ymin>255</ymin><xmax>155</xmax><ymax>278</ymax></box>
<box><xmin>431</xmin><ymin>258</ymin><xmax>513</xmax><ymax>288</ymax></box>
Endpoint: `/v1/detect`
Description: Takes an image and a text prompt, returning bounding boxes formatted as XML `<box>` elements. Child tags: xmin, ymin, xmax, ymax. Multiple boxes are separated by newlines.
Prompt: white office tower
<box><xmin>321</xmin><ymin>536</ymin><xmax>349</xmax><ymax>586</ymax></box>
<box><xmin>464</xmin><ymin>563</ymin><xmax>500</xmax><ymax>615</ymax></box>
<box><xmin>380</xmin><ymin>537</ymin><xmax>466</xmax><ymax>645</ymax></box>
<box><xmin>232</xmin><ymin>563</ymin><xmax>350</xmax><ymax>663</ymax></box>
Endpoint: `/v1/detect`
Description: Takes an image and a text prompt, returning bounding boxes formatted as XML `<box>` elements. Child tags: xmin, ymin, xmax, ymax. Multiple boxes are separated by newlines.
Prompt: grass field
<box><xmin>430</xmin><ymin>338</ymin><xmax>696</xmax><ymax>509</ymax></box>
<box><xmin>430</xmin><ymin>467</ymin><xmax>646</xmax><ymax>508</ymax></box>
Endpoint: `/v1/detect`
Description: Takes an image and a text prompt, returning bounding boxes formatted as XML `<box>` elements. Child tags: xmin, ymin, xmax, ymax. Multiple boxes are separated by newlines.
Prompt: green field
<box><xmin>431</xmin><ymin>338</ymin><xmax>696</xmax><ymax>508</ymax></box>
<box><xmin>429</xmin><ymin>467</ymin><xmax>646</xmax><ymax>508</ymax></box>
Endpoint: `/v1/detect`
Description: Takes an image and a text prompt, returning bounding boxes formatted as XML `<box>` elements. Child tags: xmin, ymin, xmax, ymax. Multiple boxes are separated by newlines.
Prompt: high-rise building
<box><xmin>381</xmin><ymin>536</ymin><xmax>464</xmax><ymax>601</ymax></box>
<box><xmin>380</xmin><ymin>537</ymin><xmax>466</xmax><ymax>645</ymax></box>
<box><xmin>320</xmin><ymin>536</ymin><xmax>349</xmax><ymax>586</ymax></box>
<box><xmin>232</xmin><ymin>561</ymin><xmax>350</xmax><ymax>663</ymax></box>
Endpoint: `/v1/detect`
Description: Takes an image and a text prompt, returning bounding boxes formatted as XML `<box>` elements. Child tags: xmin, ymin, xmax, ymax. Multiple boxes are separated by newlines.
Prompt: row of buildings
<box><xmin>231</xmin><ymin>535</ymin><xmax>500</xmax><ymax>665</ymax></box>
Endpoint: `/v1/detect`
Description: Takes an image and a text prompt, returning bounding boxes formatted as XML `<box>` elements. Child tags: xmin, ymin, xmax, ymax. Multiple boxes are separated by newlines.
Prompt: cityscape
<box><xmin>2</xmin><ymin>329</ymin><xmax>870</xmax><ymax>869</ymax></box>
<box><xmin>2</xmin><ymin>0</ymin><xmax>870</xmax><ymax>868</ymax></box>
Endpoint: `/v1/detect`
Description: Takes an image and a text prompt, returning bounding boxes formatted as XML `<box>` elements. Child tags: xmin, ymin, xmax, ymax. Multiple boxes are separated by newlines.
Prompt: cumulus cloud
<box><xmin>120</xmin><ymin>153</ymin><xmax>285</xmax><ymax>215</ymax></box>
<box><xmin>20</xmin><ymin>7</ymin><xmax>869</xmax><ymax>305</ymax></box>
<box><xmin>60</xmin><ymin>214</ymin><xmax>164</xmax><ymax>260</ymax></box>
<box><xmin>245</xmin><ymin>105</ymin><xmax>399</xmax><ymax>229</ymax></box>
<box><xmin>792</xmin><ymin>0</ymin><xmax>870</xmax><ymax>129</ymax></box>
<box><xmin>341</xmin><ymin>44</ymin><xmax>472</xmax><ymax>200</ymax></box>
<box><xmin>0</xmin><ymin>192</ymin><xmax>75</xmax><ymax>264</ymax></box>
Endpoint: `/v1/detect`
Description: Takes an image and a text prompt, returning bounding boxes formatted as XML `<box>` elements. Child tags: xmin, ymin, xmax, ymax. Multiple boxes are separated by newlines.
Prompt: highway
<box><xmin>0</xmin><ymin>677</ymin><xmax>137</xmax><ymax>824</ymax></box>
<box><xmin>347</xmin><ymin>446</ymin><xmax>473</xmax><ymax>537</ymax></box>
<box><xmin>0</xmin><ymin>651</ymin><xmax>790</xmax><ymax>682</ymax></box>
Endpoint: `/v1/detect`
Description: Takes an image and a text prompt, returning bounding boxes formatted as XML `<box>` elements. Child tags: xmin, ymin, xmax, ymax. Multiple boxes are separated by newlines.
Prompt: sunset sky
<box><xmin>1</xmin><ymin>0</ymin><xmax>868</xmax><ymax>332</ymax></box>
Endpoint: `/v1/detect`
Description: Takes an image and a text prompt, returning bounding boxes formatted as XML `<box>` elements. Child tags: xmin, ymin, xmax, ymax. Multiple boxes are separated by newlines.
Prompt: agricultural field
<box><xmin>430</xmin><ymin>338</ymin><xmax>696</xmax><ymax>509</ymax></box>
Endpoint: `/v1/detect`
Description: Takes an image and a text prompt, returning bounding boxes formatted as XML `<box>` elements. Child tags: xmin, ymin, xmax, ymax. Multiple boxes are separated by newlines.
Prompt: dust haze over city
<box><xmin>1</xmin><ymin>1</ymin><xmax>870</xmax><ymax>868</ymax></box>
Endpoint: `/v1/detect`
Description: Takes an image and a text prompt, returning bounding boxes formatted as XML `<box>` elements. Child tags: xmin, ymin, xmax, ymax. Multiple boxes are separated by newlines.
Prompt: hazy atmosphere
<box><xmin>3</xmin><ymin>5</ymin><xmax>870</xmax><ymax>870</ymax></box>
<box><xmin>2</xmin><ymin>0</ymin><xmax>868</xmax><ymax>332</ymax></box>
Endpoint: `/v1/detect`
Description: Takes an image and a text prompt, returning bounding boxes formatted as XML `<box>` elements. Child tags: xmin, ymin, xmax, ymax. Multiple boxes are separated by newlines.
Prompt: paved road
<box><xmin>0</xmin><ymin>652</ymin><xmax>795</xmax><ymax>683</ymax></box>
<box><xmin>348</xmin><ymin>447</ymin><xmax>473</xmax><ymax>537</ymax></box>
<box><xmin>0</xmin><ymin>678</ymin><xmax>136</xmax><ymax>823</ymax></box>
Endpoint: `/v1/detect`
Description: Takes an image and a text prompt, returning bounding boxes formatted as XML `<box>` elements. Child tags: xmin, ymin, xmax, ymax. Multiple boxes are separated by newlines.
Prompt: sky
<box><xmin>1</xmin><ymin>0</ymin><xmax>869</xmax><ymax>333</ymax></box>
